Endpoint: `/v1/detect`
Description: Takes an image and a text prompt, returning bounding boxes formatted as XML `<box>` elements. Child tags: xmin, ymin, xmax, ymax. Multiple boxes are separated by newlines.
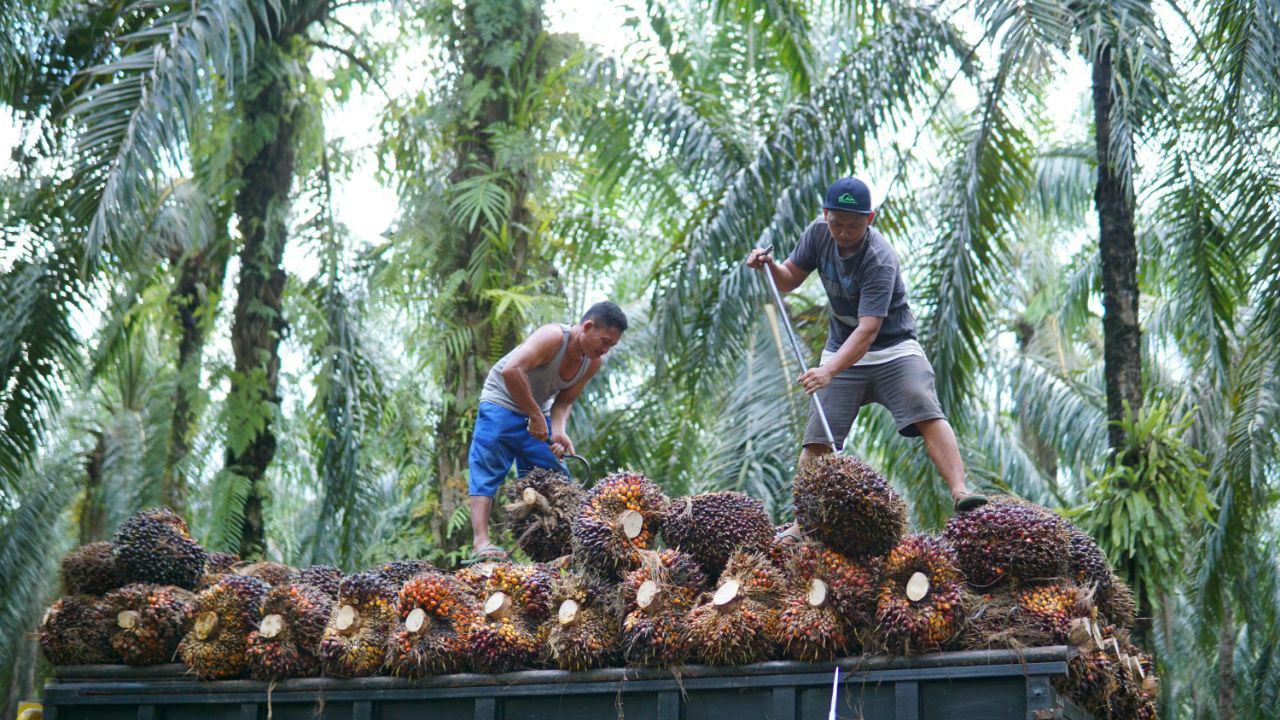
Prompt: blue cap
<box><xmin>822</xmin><ymin>177</ymin><xmax>873</xmax><ymax>215</ymax></box>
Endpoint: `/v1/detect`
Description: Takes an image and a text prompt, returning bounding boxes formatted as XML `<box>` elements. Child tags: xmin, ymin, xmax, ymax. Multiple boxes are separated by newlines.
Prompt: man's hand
<box><xmin>744</xmin><ymin>247</ymin><xmax>774</xmax><ymax>270</ymax></box>
<box><xmin>549</xmin><ymin>432</ymin><xmax>575</xmax><ymax>458</ymax></box>
<box><xmin>527</xmin><ymin>416</ymin><xmax>550</xmax><ymax>442</ymax></box>
<box><xmin>798</xmin><ymin>365</ymin><xmax>835</xmax><ymax>394</ymax></box>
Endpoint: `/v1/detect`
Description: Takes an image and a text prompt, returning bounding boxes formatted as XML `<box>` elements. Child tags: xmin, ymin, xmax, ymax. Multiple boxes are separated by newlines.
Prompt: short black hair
<box><xmin>582</xmin><ymin>300</ymin><xmax>628</xmax><ymax>332</ymax></box>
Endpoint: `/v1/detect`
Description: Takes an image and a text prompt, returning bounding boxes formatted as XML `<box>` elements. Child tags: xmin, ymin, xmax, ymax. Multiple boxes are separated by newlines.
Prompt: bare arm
<box><xmin>547</xmin><ymin>357</ymin><xmax>603</xmax><ymax>456</ymax></box>
<box><xmin>798</xmin><ymin>316</ymin><xmax>883</xmax><ymax>394</ymax></box>
<box><xmin>500</xmin><ymin>324</ymin><xmax>564</xmax><ymax>437</ymax></box>
<box><xmin>744</xmin><ymin>249</ymin><xmax>810</xmax><ymax>293</ymax></box>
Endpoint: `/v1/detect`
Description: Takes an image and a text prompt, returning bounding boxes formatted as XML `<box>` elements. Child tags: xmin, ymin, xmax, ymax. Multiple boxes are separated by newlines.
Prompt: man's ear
<box><xmin>867</xmin><ymin>210</ymin><xmax>876</xmax><ymax>225</ymax></box>
<box><xmin>582</xmin><ymin>319</ymin><xmax>595</xmax><ymax>333</ymax></box>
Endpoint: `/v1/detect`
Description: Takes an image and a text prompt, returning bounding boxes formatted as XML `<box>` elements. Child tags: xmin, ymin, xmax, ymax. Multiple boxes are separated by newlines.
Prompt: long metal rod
<box><xmin>759</xmin><ymin>245</ymin><xmax>836</xmax><ymax>449</ymax></box>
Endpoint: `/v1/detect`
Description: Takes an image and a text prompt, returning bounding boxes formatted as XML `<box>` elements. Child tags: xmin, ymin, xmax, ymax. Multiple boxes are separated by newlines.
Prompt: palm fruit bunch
<box><xmin>1057</xmin><ymin>648</ymin><xmax>1122</xmax><ymax>718</ymax></box>
<box><xmin>619</xmin><ymin>549</ymin><xmax>707</xmax><ymax>667</ymax></box>
<box><xmin>103</xmin><ymin>583</ymin><xmax>196</xmax><ymax>665</ymax></box>
<box><xmin>1110</xmin><ymin>647</ymin><xmax>1158</xmax><ymax>720</ymax></box>
<box><xmin>385</xmin><ymin>571</ymin><xmax>477</xmax><ymax>677</ymax></box>
<box><xmin>179</xmin><ymin>574</ymin><xmax>270</xmax><ymax>679</ymax></box>
<box><xmin>39</xmin><ymin>595</ymin><xmax>115</xmax><ymax>665</ymax></box>
<box><xmin>113</xmin><ymin>508</ymin><xmax>208</xmax><ymax>589</ymax></box>
<box><xmin>1066</xmin><ymin>527</ymin><xmax>1111</xmax><ymax>592</ymax></box>
<box><xmin>245</xmin><ymin>582</ymin><xmax>333</xmax><ymax>679</ymax></box>
<box><xmin>1097</xmin><ymin>573</ymin><xmax>1137</xmax><ymax>628</ymax></box>
<box><xmin>875</xmin><ymin>534</ymin><xmax>967</xmax><ymax>654</ymax></box>
<box><xmin>375</xmin><ymin>559</ymin><xmax>438</xmax><ymax>586</ymax></box>
<box><xmin>543</xmin><ymin>571</ymin><xmax>619</xmax><ymax>671</ymax></box>
<box><xmin>464</xmin><ymin>563</ymin><xmax>553</xmax><ymax>673</ymax></box>
<box><xmin>503</xmin><ymin>468</ymin><xmax>585</xmax><ymax>562</ymax></box>
<box><xmin>685</xmin><ymin>551</ymin><xmax>782</xmax><ymax>666</ymax></box>
<box><xmin>1014</xmin><ymin>582</ymin><xmax>1091</xmax><ymax>642</ymax></box>
<box><xmin>774</xmin><ymin>543</ymin><xmax>882</xmax><ymax>661</ymax></box>
<box><xmin>297</xmin><ymin>565</ymin><xmax>343</xmax><ymax>598</ymax></box>
<box><xmin>319</xmin><ymin>571</ymin><xmax>398</xmax><ymax>677</ymax></box>
<box><xmin>60</xmin><ymin>541</ymin><xmax>128</xmax><ymax>596</ymax></box>
<box><xmin>660</xmin><ymin>491</ymin><xmax>774</xmax><ymax>578</ymax></box>
<box><xmin>452</xmin><ymin>565</ymin><xmax>491</xmax><ymax>599</ymax></box>
<box><xmin>235</xmin><ymin>561</ymin><xmax>297</xmax><ymax>587</ymax></box>
<box><xmin>571</xmin><ymin>470</ymin><xmax>666</xmax><ymax>580</ymax></box>
<box><xmin>942</xmin><ymin>496</ymin><xmax>1069</xmax><ymax>589</ymax></box>
<box><xmin>793</xmin><ymin>455</ymin><xmax>906</xmax><ymax>558</ymax></box>
<box><xmin>199</xmin><ymin>552</ymin><xmax>241</xmax><ymax>589</ymax></box>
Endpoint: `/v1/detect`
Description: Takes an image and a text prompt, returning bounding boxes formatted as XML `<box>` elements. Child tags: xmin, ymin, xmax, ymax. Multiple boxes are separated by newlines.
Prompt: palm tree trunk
<box><xmin>80</xmin><ymin>430</ymin><xmax>108</xmax><ymax>543</ymax></box>
<box><xmin>431</xmin><ymin>0</ymin><xmax>545</xmax><ymax>555</ymax></box>
<box><xmin>224</xmin><ymin>51</ymin><xmax>301</xmax><ymax>560</ymax></box>
<box><xmin>1218</xmin><ymin>602</ymin><xmax>1236</xmax><ymax>720</ymax></box>
<box><xmin>1091</xmin><ymin>43</ymin><xmax>1142</xmax><ymax>451</ymax></box>
<box><xmin>163</xmin><ymin>235</ymin><xmax>229</xmax><ymax>514</ymax></box>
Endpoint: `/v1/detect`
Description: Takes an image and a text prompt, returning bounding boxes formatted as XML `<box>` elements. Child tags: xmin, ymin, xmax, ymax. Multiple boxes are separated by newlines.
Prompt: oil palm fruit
<box><xmin>776</xmin><ymin>592</ymin><xmax>850</xmax><ymax>662</ymax></box>
<box><xmin>661</xmin><ymin>491</ymin><xmax>774</xmax><ymax>578</ymax></box>
<box><xmin>793</xmin><ymin>455</ymin><xmax>906</xmax><ymax>557</ymax></box>
<box><xmin>245</xmin><ymin>582</ymin><xmax>333</xmax><ymax>679</ymax></box>
<box><xmin>504</xmin><ymin>468</ymin><xmax>585</xmax><ymax>562</ymax></box>
<box><xmin>39</xmin><ymin>595</ymin><xmax>115</xmax><ymax>665</ymax></box>
<box><xmin>1096</xmin><ymin>572</ymin><xmax>1137</xmax><ymax>629</ymax></box>
<box><xmin>544</xmin><ymin>571</ymin><xmax>619</xmax><ymax>671</ymax></box>
<box><xmin>198</xmin><ymin>552</ymin><xmax>241</xmax><ymax>589</ymax></box>
<box><xmin>386</xmin><ymin>571</ymin><xmax>476</xmax><ymax>677</ymax></box>
<box><xmin>464</xmin><ymin>563</ymin><xmax>553</xmax><ymax>673</ymax></box>
<box><xmin>571</xmin><ymin>471</ymin><xmax>666</xmax><ymax>579</ymax></box>
<box><xmin>776</xmin><ymin>541</ymin><xmax>882</xmax><ymax>626</ymax></box>
<box><xmin>619</xmin><ymin>549</ymin><xmax>707</xmax><ymax>667</ymax></box>
<box><xmin>113</xmin><ymin>508</ymin><xmax>207</xmax><ymax>589</ymax></box>
<box><xmin>234</xmin><ymin>562</ymin><xmax>297</xmax><ymax>587</ymax></box>
<box><xmin>298</xmin><ymin>565</ymin><xmax>343</xmax><ymax>598</ymax></box>
<box><xmin>60</xmin><ymin>542</ymin><xmax>128</xmax><ymax>596</ymax></box>
<box><xmin>875</xmin><ymin>534</ymin><xmax>966</xmax><ymax>654</ymax></box>
<box><xmin>375</xmin><ymin>559</ymin><xmax>438</xmax><ymax>586</ymax></box>
<box><xmin>319</xmin><ymin>571</ymin><xmax>398</xmax><ymax>677</ymax></box>
<box><xmin>1066</xmin><ymin>528</ymin><xmax>1112</xmax><ymax>593</ymax></box>
<box><xmin>685</xmin><ymin>551</ymin><xmax>782</xmax><ymax>666</ymax></box>
<box><xmin>179</xmin><ymin>574</ymin><xmax>270</xmax><ymax>679</ymax></box>
<box><xmin>1015</xmin><ymin>581</ymin><xmax>1090</xmax><ymax>643</ymax></box>
<box><xmin>103</xmin><ymin>583</ymin><xmax>196</xmax><ymax>665</ymax></box>
<box><xmin>942</xmin><ymin>496</ymin><xmax>1069</xmax><ymax>589</ymax></box>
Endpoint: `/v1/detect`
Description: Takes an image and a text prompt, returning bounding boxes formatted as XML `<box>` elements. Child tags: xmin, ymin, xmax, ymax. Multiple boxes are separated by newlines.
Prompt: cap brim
<box><xmin>822</xmin><ymin>203</ymin><xmax>872</xmax><ymax>215</ymax></box>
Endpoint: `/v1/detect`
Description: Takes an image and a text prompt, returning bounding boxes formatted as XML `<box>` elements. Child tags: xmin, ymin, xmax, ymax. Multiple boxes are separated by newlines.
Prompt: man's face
<box><xmin>581</xmin><ymin>321</ymin><xmax>623</xmax><ymax>358</ymax></box>
<box><xmin>824</xmin><ymin>209</ymin><xmax>874</xmax><ymax>246</ymax></box>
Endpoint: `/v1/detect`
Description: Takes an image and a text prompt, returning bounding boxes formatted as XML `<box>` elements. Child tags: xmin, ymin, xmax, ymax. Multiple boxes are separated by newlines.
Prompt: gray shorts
<box><xmin>803</xmin><ymin>353</ymin><xmax>946</xmax><ymax>448</ymax></box>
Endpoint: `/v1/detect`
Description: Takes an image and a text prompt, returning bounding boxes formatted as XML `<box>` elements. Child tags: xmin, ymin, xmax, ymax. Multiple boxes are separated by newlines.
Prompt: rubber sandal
<box><xmin>953</xmin><ymin>493</ymin><xmax>989</xmax><ymax>513</ymax></box>
<box><xmin>467</xmin><ymin>544</ymin><xmax>509</xmax><ymax>564</ymax></box>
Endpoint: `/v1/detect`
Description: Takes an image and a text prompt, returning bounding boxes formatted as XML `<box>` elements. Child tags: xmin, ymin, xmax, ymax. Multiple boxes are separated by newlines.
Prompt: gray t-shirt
<box><xmin>788</xmin><ymin>218</ymin><xmax>917</xmax><ymax>352</ymax></box>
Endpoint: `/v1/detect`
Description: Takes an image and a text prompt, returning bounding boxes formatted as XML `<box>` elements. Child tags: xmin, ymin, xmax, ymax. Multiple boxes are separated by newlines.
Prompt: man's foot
<box><xmin>953</xmin><ymin>492</ymin><xmax>988</xmax><ymax>513</ymax></box>
<box><xmin>775</xmin><ymin>523</ymin><xmax>805</xmax><ymax>545</ymax></box>
<box><xmin>467</xmin><ymin>543</ymin><xmax>509</xmax><ymax>564</ymax></box>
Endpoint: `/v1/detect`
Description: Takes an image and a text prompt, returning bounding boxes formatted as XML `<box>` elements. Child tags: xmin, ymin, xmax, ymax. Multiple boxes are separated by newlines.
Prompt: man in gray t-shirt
<box><xmin>746</xmin><ymin>177</ymin><xmax>987</xmax><ymax>516</ymax></box>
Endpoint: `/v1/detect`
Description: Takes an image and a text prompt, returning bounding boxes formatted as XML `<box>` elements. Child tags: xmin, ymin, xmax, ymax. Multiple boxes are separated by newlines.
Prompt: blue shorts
<box><xmin>467</xmin><ymin>401</ymin><xmax>565</xmax><ymax>497</ymax></box>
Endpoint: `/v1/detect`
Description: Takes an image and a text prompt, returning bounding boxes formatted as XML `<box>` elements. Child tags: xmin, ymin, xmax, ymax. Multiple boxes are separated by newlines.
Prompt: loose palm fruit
<box><xmin>179</xmin><ymin>574</ymin><xmax>270</xmax><ymax>679</ymax></box>
<box><xmin>113</xmin><ymin>508</ymin><xmax>207</xmax><ymax>589</ymax></box>
<box><xmin>385</xmin><ymin>571</ymin><xmax>476</xmax><ymax>677</ymax></box>
<box><xmin>793</xmin><ymin>455</ymin><xmax>906</xmax><ymax>557</ymax></box>
<box><xmin>245</xmin><ymin>582</ymin><xmax>332</xmax><ymax>679</ymax></box>
<box><xmin>875</xmin><ymin>534</ymin><xmax>967</xmax><ymax>654</ymax></box>
<box><xmin>571</xmin><ymin>471</ymin><xmax>666</xmax><ymax>580</ymax></box>
<box><xmin>60</xmin><ymin>542</ymin><xmax>128</xmax><ymax>596</ymax></box>
<box><xmin>661</xmin><ymin>491</ymin><xmax>774</xmax><ymax>578</ymax></box>
<box><xmin>103</xmin><ymin>583</ymin><xmax>196</xmax><ymax>665</ymax></box>
<box><xmin>504</xmin><ymin>468</ymin><xmax>586</xmax><ymax>562</ymax></box>
<box><xmin>39</xmin><ymin>595</ymin><xmax>115</xmax><ymax>665</ymax></box>
<box><xmin>943</xmin><ymin>496</ymin><xmax>1069</xmax><ymax>588</ymax></box>
<box><xmin>319</xmin><ymin>572</ymin><xmax>398</xmax><ymax>677</ymax></box>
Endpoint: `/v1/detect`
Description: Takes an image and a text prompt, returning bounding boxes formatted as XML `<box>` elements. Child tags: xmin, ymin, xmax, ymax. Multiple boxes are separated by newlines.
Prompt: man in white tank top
<box><xmin>467</xmin><ymin>301</ymin><xmax>628</xmax><ymax>561</ymax></box>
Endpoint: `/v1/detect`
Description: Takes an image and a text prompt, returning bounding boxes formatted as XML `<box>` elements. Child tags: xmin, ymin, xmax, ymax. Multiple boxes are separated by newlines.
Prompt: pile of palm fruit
<box><xmin>40</xmin><ymin>458</ymin><xmax>1156</xmax><ymax>718</ymax></box>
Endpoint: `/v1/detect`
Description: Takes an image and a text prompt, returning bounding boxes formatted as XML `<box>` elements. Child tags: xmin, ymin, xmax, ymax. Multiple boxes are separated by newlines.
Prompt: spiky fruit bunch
<box><xmin>571</xmin><ymin>471</ymin><xmax>666</xmax><ymax>579</ymax></box>
<box><xmin>179</xmin><ymin>575</ymin><xmax>270</xmax><ymax>679</ymax></box>
<box><xmin>619</xmin><ymin>549</ymin><xmax>707</xmax><ymax>667</ymax></box>
<box><xmin>103</xmin><ymin>583</ymin><xmax>195</xmax><ymax>665</ymax></box>
<box><xmin>464</xmin><ymin>616</ymin><xmax>541</xmax><ymax>674</ymax></box>
<box><xmin>198</xmin><ymin>552</ymin><xmax>241</xmax><ymax>589</ymax></box>
<box><xmin>875</xmin><ymin>534</ymin><xmax>966</xmax><ymax>654</ymax></box>
<box><xmin>39</xmin><ymin>595</ymin><xmax>115</xmax><ymax>665</ymax></box>
<box><xmin>661</xmin><ymin>491</ymin><xmax>775</xmax><ymax>578</ymax></box>
<box><xmin>776</xmin><ymin>593</ymin><xmax>849</xmax><ymax>662</ymax></box>
<box><xmin>503</xmin><ymin>468</ymin><xmax>586</xmax><ymax>562</ymax></box>
<box><xmin>1066</xmin><ymin>528</ymin><xmax>1112</xmax><ymax>592</ymax></box>
<box><xmin>942</xmin><ymin>496</ymin><xmax>1070</xmax><ymax>588</ymax></box>
<box><xmin>297</xmin><ymin>565</ymin><xmax>343</xmax><ymax>598</ymax></box>
<box><xmin>375</xmin><ymin>560</ymin><xmax>438</xmax><ymax>586</ymax></box>
<box><xmin>461</xmin><ymin>564</ymin><xmax>554</xmax><ymax>674</ymax></box>
<box><xmin>235</xmin><ymin>562</ymin><xmax>297</xmax><ymax>587</ymax></box>
<box><xmin>793</xmin><ymin>455</ymin><xmax>906</xmax><ymax>557</ymax></box>
<box><xmin>113</xmin><ymin>508</ymin><xmax>207</xmax><ymax>589</ymax></box>
<box><xmin>60</xmin><ymin>542</ymin><xmax>128</xmax><ymax>596</ymax></box>
<box><xmin>452</xmin><ymin>565</ymin><xmax>490</xmax><ymax>599</ymax></box>
<box><xmin>776</xmin><ymin>542</ymin><xmax>882</xmax><ymax>625</ymax></box>
<box><xmin>245</xmin><ymin>583</ymin><xmax>332</xmax><ymax>679</ymax></box>
<box><xmin>685</xmin><ymin>552</ymin><xmax>782</xmax><ymax>666</ymax></box>
<box><xmin>544</xmin><ymin>572</ymin><xmax>620</xmax><ymax>671</ymax></box>
<box><xmin>1015</xmin><ymin>582</ymin><xmax>1090</xmax><ymax>642</ymax></box>
<box><xmin>1057</xmin><ymin>648</ymin><xmax>1122</xmax><ymax>718</ymax></box>
<box><xmin>385</xmin><ymin>571</ymin><xmax>476</xmax><ymax>677</ymax></box>
<box><xmin>1097</xmin><ymin>572</ymin><xmax>1137</xmax><ymax>628</ymax></box>
<box><xmin>319</xmin><ymin>572</ymin><xmax>398</xmax><ymax>677</ymax></box>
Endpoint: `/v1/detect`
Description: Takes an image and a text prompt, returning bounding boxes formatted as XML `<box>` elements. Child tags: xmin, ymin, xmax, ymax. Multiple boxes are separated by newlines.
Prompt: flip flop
<box><xmin>467</xmin><ymin>543</ymin><xmax>509</xmax><ymax>564</ymax></box>
<box><xmin>953</xmin><ymin>493</ymin><xmax>989</xmax><ymax>513</ymax></box>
